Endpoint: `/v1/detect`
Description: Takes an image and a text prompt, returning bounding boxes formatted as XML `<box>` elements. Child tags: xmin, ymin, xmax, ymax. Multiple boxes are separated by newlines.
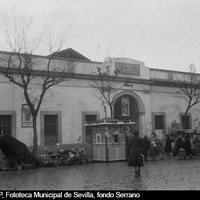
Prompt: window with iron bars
<box><xmin>0</xmin><ymin>115</ymin><xmax>12</xmax><ymax>136</ymax></box>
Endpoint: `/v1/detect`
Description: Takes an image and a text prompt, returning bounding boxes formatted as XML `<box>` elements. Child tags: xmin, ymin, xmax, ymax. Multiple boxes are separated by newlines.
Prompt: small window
<box><xmin>155</xmin><ymin>115</ymin><xmax>164</xmax><ymax>129</ymax></box>
<box><xmin>113</xmin><ymin>134</ymin><xmax>119</xmax><ymax>143</ymax></box>
<box><xmin>96</xmin><ymin>133</ymin><xmax>101</xmax><ymax>144</ymax></box>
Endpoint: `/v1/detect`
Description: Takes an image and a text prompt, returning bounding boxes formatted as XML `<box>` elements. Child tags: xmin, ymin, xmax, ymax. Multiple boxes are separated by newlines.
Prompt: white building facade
<box><xmin>0</xmin><ymin>49</ymin><xmax>200</xmax><ymax>151</ymax></box>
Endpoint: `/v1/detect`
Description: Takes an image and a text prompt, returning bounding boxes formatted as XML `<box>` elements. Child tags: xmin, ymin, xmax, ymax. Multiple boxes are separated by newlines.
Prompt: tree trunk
<box><xmin>32</xmin><ymin>114</ymin><xmax>38</xmax><ymax>156</ymax></box>
<box><xmin>109</xmin><ymin>104</ymin><xmax>113</xmax><ymax>118</ymax></box>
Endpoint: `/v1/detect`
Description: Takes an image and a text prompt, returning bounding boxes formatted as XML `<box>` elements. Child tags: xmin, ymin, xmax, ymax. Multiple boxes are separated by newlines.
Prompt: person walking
<box><xmin>127</xmin><ymin>131</ymin><xmax>144</xmax><ymax>178</ymax></box>
<box><xmin>150</xmin><ymin>132</ymin><xmax>163</xmax><ymax>161</ymax></box>
<box><xmin>174</xmin><ymin>133</ymin><xmax>184</xmax><ymax>158</ymax></box>
<box><xmin>156</xmin><ymin>138</ymin><xmax>164</xmax><ymax>160</ymax></box>
<box><xmin>165</xmin><ymin>134</ymin><xmax>172</xmax><ymax>157</ymax></box>
<box><xmin>142</xmin><ymin>135</ymin><xmax>151</xmax><ymax>161</ymax></box>
<box><xmin>183</xmin><ymin>134</ymin><xmax>193</xmax><ymax>159</ymax></box>
<box><xmin>194</xmin><ymin>134</ymin><xmax>200</xmax><ymax>158</ymax></box>
<box><xmin>190</xmin><ymin>133</ymin><xmax>195</xmax><ymax>156</ymax></box>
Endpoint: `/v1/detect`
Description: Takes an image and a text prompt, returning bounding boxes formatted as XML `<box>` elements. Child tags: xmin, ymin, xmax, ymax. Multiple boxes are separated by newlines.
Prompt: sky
<box><xmin>0</xmin><ymin>0</ymin><xmax>200</xmax><ymax>72</ymax></box>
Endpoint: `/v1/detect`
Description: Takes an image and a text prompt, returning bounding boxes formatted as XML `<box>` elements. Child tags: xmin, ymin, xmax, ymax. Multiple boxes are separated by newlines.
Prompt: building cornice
<box><xmin>150</xmin><ymin>67</ymin><xmax>200</xmax><ymax>76</ymax></box>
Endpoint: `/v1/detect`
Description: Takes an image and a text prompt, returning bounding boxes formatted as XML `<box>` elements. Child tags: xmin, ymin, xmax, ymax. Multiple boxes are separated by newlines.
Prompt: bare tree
<box><xmin>89</xmin><ymin>61</ymin><xmax>124</xmax><ymax>118</ymax></box>
<box><xmin>177</xmin><ymin>64</ymin><xmax>200</xmax><ymax>129</ymax></box>
<box><xmin>0</xmin><ymin>16</ymin><xmax>72</xmax><ymax>156</ymax></box>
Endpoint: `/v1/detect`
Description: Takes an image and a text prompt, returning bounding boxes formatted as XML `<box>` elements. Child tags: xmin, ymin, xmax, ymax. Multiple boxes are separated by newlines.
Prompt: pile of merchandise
<box><xmin>40</xmin><ymin>145</ymin><xmax>88</xmax><ymax>167</ymax></box>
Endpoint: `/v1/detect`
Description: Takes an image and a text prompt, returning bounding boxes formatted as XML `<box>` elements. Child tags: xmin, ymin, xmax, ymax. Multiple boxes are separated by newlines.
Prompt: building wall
<box><xmin>150</xmin><ymin>85</ymin><xmax>200</xmax><ymax>136</ymax></box>
<box><xmin>1</xmin><ymin>53</ymin><xmax>200</xmax><ymax>149</ymax></box>
<box><xmin>0</xmin><ymin>75</ymin><xmax>106</xmax><ymax>146</ymax></box>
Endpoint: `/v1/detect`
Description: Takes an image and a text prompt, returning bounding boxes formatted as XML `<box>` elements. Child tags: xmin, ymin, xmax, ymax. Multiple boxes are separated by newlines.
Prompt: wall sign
<box><xmin>115</xmin><ymin>62</ymin><xmax>140</xmax><ymax>76</ymax></box>
<box><xmin>22</xmin><ymin>104</ymin><xmax>33</xmax><ymax>127</ymax></box>
<box><xmin>121</xmin><ymin>97</ymin><xmax>130</xmax><ymax>116</ymax></box>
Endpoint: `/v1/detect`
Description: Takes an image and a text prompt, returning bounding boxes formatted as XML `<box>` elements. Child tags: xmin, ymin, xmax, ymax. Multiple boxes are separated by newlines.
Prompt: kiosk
<box><xmin>84</xmin><ymin>118</ymin><xmax>135</xmax><ymax>162</ymax></box>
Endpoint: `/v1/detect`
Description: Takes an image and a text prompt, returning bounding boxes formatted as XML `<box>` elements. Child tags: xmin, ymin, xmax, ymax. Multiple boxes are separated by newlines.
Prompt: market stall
<box><xmin>84</xmin><ymin>118</ymin><xmax>135</xmax><ymax>162</ymax></box>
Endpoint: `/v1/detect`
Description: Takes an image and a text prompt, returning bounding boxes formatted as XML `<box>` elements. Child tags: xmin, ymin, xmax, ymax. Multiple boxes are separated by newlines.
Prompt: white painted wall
<box><xmin>1</xmin><ymin>53</ymin><xmax>200</xmax><ymax>147</ymax></box>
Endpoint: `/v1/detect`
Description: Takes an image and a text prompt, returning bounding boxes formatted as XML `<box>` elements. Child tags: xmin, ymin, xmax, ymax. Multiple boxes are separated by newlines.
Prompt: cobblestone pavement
<box><xmin>1</xmin><ymin>157</ymin><xmax>200</xmax><ymax>190</ymax></box>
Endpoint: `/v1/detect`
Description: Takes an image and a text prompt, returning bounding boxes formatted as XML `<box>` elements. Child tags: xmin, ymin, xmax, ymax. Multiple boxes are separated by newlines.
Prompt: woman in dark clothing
<box><xmin>183</xmin><ymin>134</ymin><xmax>193</xmax><ymax>159</ymax></box>
<box><xmin>165</xmin><ymin>134</ymin><xmax>172</xmax><ymax>156</ymax></box>
<box><xmin>174</xmin><ymin>133</ymin><xmax>183</xmax><ymax>157</ymax></box>
<box><xmin>143</xmin><ymin>135</ymin><xmax>151</xmax><ymax>161</ymax></box>
<box><xmin>150</xmin><ymin>132</ymin><xmax>163</xmax><ymax>161</ymax></box>
<box><xmin>127</xmin><ymin>131</ymin><xmax>144</xmax><ymax>178</ymax></box>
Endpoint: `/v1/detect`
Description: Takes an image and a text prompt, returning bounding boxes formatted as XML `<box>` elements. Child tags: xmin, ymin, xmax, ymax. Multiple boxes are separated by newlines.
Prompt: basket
<box><xmin>179</xmin><ymin>148</ymin><xmax>186</xmax><ymax>157</ymax></box>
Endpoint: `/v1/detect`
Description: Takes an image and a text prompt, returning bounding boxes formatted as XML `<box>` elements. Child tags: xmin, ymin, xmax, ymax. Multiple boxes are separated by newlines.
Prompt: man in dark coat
<box><xmin>127</xmin><ymin>131</ymin><xmax>144</xmax><ymax>178</ymax></box>
<box><xmin>182</xmin><ymin>134</ymin><xmax>193</xmax><ymax>159</ymax></box>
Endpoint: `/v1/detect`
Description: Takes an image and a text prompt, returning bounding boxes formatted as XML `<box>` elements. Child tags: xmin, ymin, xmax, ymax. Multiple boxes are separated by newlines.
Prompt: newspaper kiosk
<box><xmin>85</xmin><ymin>118</ymin><xmax>135</xmax><ymax>162</ymax></box>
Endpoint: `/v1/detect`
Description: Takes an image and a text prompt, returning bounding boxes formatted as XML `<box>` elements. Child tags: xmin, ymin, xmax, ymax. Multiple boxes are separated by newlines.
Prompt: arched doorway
<box><xmin>113</xmin><ymin>94</ymin><xmax>139</xmax><ymax>130</ymax></box>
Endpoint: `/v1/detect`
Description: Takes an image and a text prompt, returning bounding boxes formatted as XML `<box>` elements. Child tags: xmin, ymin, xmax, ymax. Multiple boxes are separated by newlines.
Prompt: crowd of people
<box><xmin>127</xmin><ymin>130</ymin><xmax>200</xmax><ymax>178</ymax></box>
<box><xmin>141</xmin><ymin>130</ymin><xmax>200</xmax><ymax>161</ymax></box>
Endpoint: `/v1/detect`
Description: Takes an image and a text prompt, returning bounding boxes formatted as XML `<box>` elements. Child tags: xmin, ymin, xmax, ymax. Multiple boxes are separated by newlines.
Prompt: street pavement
<box><xmin>1</xmin><ymin>156</ymin><xmax>200</xmax><ymax>190</ymax></box>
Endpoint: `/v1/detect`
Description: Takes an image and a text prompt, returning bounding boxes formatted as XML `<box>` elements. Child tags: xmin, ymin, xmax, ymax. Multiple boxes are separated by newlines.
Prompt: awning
<box><xmin>84</xmin><ymin>117</ymin><xmax>135</xmax><ymax>126</ymax></box>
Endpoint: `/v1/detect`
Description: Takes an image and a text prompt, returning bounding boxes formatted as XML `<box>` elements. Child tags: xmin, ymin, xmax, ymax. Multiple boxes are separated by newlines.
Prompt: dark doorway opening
<box><xmin>44</xmin><ymin>115</ymin><xmax>58</xmax><ymax>146</ymax></box>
